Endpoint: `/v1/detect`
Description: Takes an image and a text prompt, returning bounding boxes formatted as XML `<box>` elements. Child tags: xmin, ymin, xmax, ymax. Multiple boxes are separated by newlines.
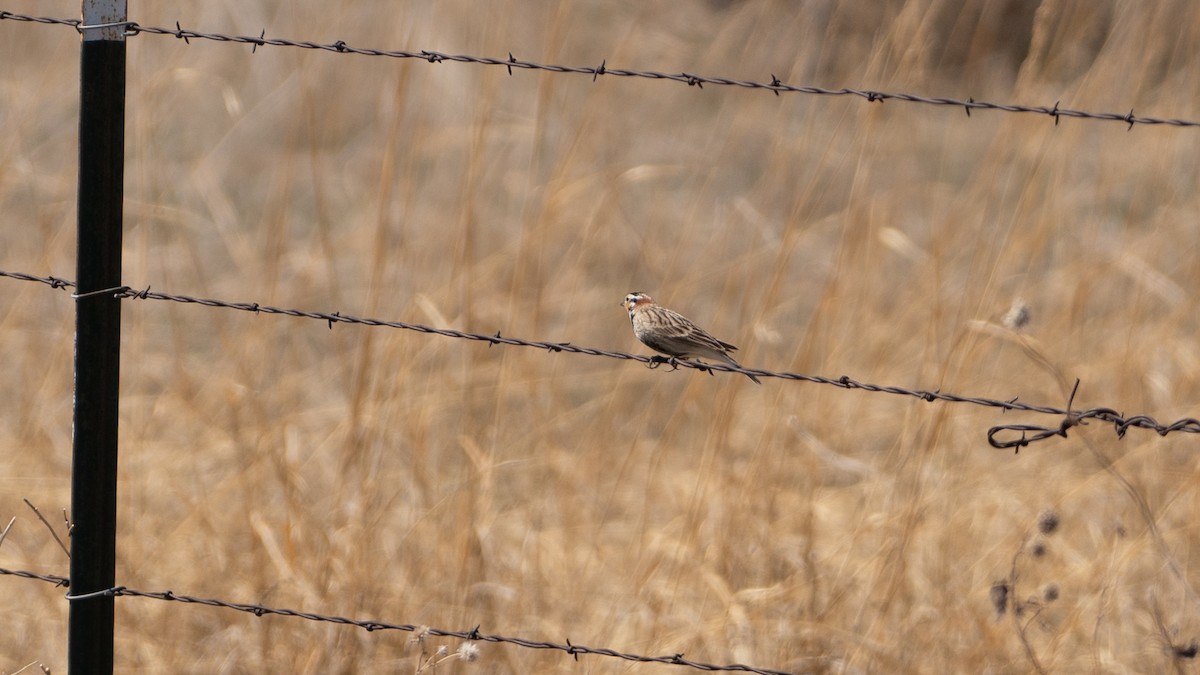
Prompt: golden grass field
<box><xmin>2</xmin><ymin>1</ymin><xmax>1199</xmax><ymax>672</ymax></box>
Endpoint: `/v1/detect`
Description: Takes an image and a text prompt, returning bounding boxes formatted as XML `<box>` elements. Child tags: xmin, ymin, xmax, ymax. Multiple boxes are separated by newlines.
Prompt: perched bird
<box><xmin>621</xmin><ymin>292</ymin><xmax>761</xmax><ymax>384</ymax></box>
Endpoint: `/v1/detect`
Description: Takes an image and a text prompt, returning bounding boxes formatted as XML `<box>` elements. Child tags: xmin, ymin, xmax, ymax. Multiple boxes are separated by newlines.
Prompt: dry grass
<box><xmin>2</xmin><ymin>0</ymin><xmax>1200</xmax><ymax>672</ymax></box>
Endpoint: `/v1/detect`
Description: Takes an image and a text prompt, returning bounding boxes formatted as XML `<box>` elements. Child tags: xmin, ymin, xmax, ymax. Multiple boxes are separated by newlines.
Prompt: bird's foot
<box><xmin>646</xmin><ymin>355</ymin><xmax>682</xmax><ymax>372</ymax></box>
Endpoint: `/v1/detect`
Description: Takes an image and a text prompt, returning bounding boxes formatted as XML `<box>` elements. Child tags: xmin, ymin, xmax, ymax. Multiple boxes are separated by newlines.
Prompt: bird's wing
<box><xmin>714</xmin><ymin>337</ymin><xmax>738</xmax><ymax>352</ymax></box>
<box><xmin>662</xmin><ymin>312</ymin><xmax>736</xmax><ymax>353</ymax></box>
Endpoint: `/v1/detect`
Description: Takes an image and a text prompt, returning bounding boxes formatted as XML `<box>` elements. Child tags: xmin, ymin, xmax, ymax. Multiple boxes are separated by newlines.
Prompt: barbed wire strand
<box><xmin>0</xmin><ymin>567</ymin><xmax>806</xmax><ymax>675</ymax></box>
<box><xmin>2</xmin><ymin>10</ymin><xmax>1198</xmax><ymax>130</ymax></box>
<box><xmin>2</xmin><ymin>269</ymin><xmax>1197</xmax><ymax>449</ymax></box>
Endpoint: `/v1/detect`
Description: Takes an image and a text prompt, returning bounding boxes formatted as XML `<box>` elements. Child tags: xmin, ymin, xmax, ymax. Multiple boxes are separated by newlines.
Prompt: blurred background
<box><xmin>2</xmin><ymin>0</ymin><xmax>1198</xmax><ymax>672</ymax></box>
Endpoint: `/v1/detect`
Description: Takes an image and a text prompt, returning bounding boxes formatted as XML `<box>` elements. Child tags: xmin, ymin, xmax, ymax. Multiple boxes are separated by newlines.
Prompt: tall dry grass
<box><xmin>2</xmin><ymin>0</ymin><xmax>1199</xmax><ymax>672</ymax></box>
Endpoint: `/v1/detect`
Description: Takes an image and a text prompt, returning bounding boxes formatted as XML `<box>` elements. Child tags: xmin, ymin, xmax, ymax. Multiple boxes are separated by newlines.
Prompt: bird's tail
<box><xmin>718</xmin><ymin>353</ymin><xmax>761</xmax><ymax>385</ymax></box>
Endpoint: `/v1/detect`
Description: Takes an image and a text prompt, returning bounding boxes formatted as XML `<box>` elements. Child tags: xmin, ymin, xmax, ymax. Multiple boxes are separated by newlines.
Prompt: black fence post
<box><xmin>69</xmin><ymin>2</ymin><xmax>127</xmax><ymax>673</ymax></box>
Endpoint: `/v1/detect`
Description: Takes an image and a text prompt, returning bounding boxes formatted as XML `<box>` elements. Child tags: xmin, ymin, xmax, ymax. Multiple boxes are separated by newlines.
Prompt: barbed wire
<box><xmin>2</xmin><ymin>10</ymin><xmax>1198</xmax><ymax>129</ymax></box>
<box><xmin>0</xmin><ymin>567</ymin><xmax>806</xmax><ymax>675</ymax></box>
<box><xmin>2</xmin><ymin>269</ymin><xmax>1197</xmax><ymax>450</ymax></box>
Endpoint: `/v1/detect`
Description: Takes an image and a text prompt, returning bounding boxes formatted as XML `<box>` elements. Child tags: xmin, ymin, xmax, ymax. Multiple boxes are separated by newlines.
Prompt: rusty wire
<box><xmin>2</xmin><ymin>269</ymin><xmax>1197</xmax><ymax>450</ymax></box>
<box><xmin>2</xmin><ymin>10</ymin><xmax>1198</xmax><ymax>129</ymax></box>
<box><xmin>0</xmin><ymin>567</ymin><xmax>802</xmax><ymax>675</ymax></box>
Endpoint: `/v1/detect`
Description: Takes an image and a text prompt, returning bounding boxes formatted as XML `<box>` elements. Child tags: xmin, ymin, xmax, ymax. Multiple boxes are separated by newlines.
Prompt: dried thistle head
<box><xmin>990</xmin><ymin>581</ymin><xmax>1009</xmax><ymax>617</ymax></box>
<box><xmin>412</xmin><ymin>638</ymin><xmax>481</xmax><ymax>673</ymax></box>
<box><xmin>457</xmin><ymin>642</ymin><xmax>480</xmax><ymax>663</ymax></box>
<box><xmin>1029</xmin><ymin>539</ymin><xmax>1048</xmax><ymax>558</ymax></box>
<box><xmin>1037</xmin><ymin>510</ymin><xmax>1059</xmax><ymax>535</ymax></box>
<box><xmin>1003</xmin><ymin>298</ymin><xmax>1031</xmax><ymax>331</ymax></box>
<box><xmin>407</xmin><ymin>625</ymin><xmax>432</xmax><ymax>651</ymax></box>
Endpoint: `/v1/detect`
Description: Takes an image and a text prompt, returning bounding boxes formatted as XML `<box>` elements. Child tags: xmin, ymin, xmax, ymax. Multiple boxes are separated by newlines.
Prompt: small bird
<box><xmin>621</xmin><ymin>292</ymin><xmax>761</xmax><ymax>384</ymax></box>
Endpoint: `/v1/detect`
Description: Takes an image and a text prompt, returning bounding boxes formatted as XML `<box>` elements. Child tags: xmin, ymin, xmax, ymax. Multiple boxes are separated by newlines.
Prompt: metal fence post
<box><xmin>69</xmin><ymin>2</ymin><xmax>127</xmax><ymax>673</ymax></box>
